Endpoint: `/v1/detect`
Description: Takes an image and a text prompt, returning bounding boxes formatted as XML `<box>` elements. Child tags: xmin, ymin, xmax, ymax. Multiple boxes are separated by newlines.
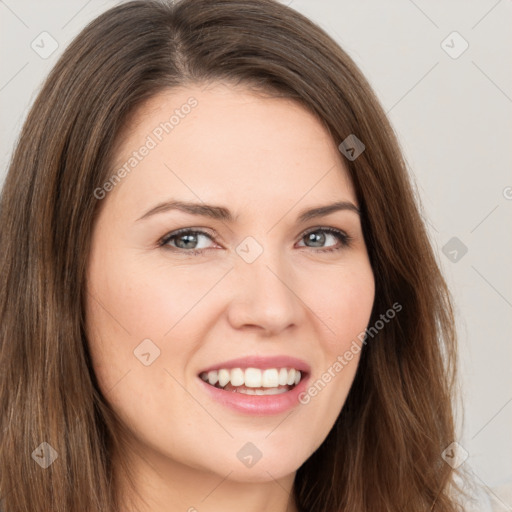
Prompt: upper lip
<box><xmin>198</xmin><ymin>355</ymin><xmax>311</xmax><ymax>375</ymax></box>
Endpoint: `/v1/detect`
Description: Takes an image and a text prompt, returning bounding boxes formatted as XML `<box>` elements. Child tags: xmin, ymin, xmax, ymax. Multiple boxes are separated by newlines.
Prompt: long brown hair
<box><xmin>0</xmin><ymin>1</ymin><xmax>466</xmax><ymax>510</ymax></box>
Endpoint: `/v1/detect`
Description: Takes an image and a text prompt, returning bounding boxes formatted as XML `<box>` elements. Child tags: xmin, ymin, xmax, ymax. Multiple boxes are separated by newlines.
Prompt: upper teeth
<box><xmin>200</xmin><ymin>367</ymin><xmax>302</xmax><ymax>388</ymax></box>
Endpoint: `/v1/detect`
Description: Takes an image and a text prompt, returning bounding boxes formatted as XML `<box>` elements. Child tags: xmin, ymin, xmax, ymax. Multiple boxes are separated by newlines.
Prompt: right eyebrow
<box><xmin>137</xmin><ymin>200</ymin><xmax>235</xmax><ymax>222</ymax></box>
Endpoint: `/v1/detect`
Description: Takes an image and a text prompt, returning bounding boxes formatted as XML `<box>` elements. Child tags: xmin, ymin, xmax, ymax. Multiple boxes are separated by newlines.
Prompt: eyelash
<box><xmin>158</xmin><ymin>226</ymin><xmax>352</xmax><ymax>255</ymax></box>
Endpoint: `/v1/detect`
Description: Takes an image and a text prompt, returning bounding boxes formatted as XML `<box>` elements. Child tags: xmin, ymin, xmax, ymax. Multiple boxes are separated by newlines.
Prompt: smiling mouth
<box><xmin>199</xmin><ymin>367</ymin><xmax>304</xmax><ymax>395</ymax></box>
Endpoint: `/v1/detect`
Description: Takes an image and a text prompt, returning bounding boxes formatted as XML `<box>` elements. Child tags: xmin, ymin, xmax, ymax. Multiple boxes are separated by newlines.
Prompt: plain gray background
<box><xmin>1</xmin><ymin>0</ymin><xmax>511</xmax><ymax>507</ymax></box>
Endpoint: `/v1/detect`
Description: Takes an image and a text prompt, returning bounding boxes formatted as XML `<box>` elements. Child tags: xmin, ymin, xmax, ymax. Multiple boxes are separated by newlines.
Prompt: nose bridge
<box><xmin>227</xmin><ymin>234</ymin><xmax>301</xmax><ymax>333</ymax></box>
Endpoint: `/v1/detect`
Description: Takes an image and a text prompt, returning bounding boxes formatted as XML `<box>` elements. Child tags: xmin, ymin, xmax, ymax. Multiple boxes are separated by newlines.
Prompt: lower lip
<box><xmin>199</xmin><ymin>375</ymin><xmax>309</xmax><ymax>415</ymax></box>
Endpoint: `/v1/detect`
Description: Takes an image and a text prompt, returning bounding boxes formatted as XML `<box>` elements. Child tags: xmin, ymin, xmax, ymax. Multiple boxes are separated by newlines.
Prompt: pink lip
<box><xmin>197</xmin><ymin>355</ymin><xmax>311</xmax><ymax>416</ymax></box>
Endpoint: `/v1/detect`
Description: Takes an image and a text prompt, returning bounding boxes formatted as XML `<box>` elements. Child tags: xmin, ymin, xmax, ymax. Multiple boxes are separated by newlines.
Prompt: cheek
<box><xmin>84</xmin><ymin>245</ymin><xmax>226</xmax><ymax>399</ymax></box>
<box><xmin>307</xmin><ymin>262</ymin><xmax>375</xmax><ymax>347</ymax></box>
<box><xmin>86</xmin><ymin>244</ymin><xmax>214</xmax><ymax>341</ymax></box>
<box><xmin>292</xmin><ymin>265</ymin><xmax>374</xmax><ymax>446</ymax></box>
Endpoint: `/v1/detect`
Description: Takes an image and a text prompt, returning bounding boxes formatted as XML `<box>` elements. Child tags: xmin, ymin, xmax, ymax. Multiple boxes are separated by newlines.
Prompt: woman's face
<box><xmin>85</xmin><ymin>82</ymin><xmax>375</xmax><ymax>486</ymax></box>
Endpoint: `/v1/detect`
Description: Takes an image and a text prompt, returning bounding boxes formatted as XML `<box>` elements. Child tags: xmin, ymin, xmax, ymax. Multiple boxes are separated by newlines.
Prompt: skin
<box><xmin>85</xmin><ymin>82</ymin><xmax>375</xmax><ymax>512</ymax></box>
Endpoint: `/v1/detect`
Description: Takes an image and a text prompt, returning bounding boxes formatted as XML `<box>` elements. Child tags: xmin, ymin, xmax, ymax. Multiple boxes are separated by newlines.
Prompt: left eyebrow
<box><xmin>136</xmin><ymin>199</ymin><xmax>360</xmax><ymax>223</ymax></box>
<box><xmin>296</xmin><ymin>201</ymin><xmax>360</xmax><ymax>222</ymax></box>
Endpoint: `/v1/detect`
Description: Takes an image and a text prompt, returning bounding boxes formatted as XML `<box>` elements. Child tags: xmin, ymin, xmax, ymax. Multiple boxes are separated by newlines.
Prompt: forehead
<box><xmin>107</xmin><ymin>82</ymin><xmax>356</xmax><ymax>215</ymax></box>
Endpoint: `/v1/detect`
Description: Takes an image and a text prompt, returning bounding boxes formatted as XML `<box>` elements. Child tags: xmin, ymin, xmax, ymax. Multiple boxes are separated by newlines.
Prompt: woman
<box><xmin>0</xmin><ymin>0</ymin><xmax>478</xmax><ymax>510</ymax></box>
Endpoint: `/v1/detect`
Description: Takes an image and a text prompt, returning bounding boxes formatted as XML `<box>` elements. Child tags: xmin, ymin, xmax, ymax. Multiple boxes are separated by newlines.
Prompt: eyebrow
<box><xmin>136</xmin><ymin>199</ymin><xmax>360</xmax><ymax>223</ymax></box>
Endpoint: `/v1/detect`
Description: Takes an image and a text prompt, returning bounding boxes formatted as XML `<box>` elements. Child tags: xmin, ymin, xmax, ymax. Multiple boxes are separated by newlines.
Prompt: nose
<box><xmin>226</xmin><ymin>243</ymin><xmax>303</xmax><ymax>335</ymax></box>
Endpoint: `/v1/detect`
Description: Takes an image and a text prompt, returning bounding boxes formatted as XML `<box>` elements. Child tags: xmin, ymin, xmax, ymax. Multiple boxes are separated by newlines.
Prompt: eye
<box><xmin>159</xmin><ymin>226</ymin><xmax>352</xmax><ymax>255</ymax></box>
<box><xmin>159</xmin><ymin>229</ymin><xmax>217</xmax><ymax>254</ymax></box>
<box><xmin>297</xmin><ymin>227</ymin><xmax>352</xmax><ymax>252</ymax></box>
